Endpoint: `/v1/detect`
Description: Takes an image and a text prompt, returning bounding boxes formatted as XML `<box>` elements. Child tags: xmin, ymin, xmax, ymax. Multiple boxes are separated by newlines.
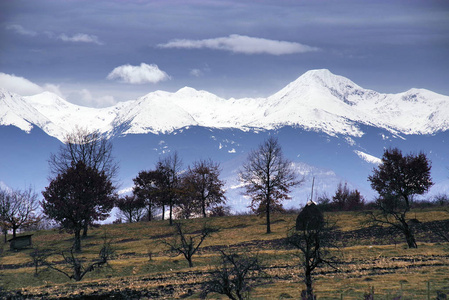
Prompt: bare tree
<box><xmin>367</xmin><ymin>148</ymin><xmax>433</xmax><ymax>248</ymax></box>
<box><xmin>48</xmin><ymin>127</ymin><xmax>118</xmax><ymax>236</ymax></box>
<box><xmin>29</xmin><ymin>245</ymin><xmax>52</xmax><ymax>277</ymax></box>
<box><xmin>133</xmin><ymin>169</ymin><xmax>165</xmax><ymax>221</ymax></box>
<box><xmin>49</xmin><ymin>127</ymin><xmax>118</xmax><ymax>180</ymax></box>
<box><xmin>239</xmin><ymin>136</ymin><xmax>301</xmax><ymax>233</ymax></box>
<box><xmin>162</xmin><ymin>221</ymin><xmax>217</xmax><ymax>267</ymax></box>
<box><xmin>182</xmin><ymin>159</ymin><xmax>226</xmax><ymax>218</ymax></box>
<box><xmin>158</xmin><ymin>152</ymin><xmax>183</xmax><ymax>225</ymax></box>
<box><xmin>0</xmin><ymin>188</ymin><xmax>10</xmax><ymax>243</ymax></box>
<box><xmin>201</xmin><ymin>250</ymin><xmax>265</xmax><ymax>300</ymax></box>
<box><xmin>0</xmin><ymin>187</ymin><xmax>39</xmax><ymax>239</ymax></box>
<box><xmin>115</xmin><ymin>195</ymin><xmax>146</xmax><ymax>223</ymax></box>
<box><xmin>287</xmin><ymin>202</ymin><xmax>338</xmax><ymax>299</ymax></box>
<box><xmin>43</xmin><ymin>236</ymin><xmax>114</xmax><ymax>281</ymax></box>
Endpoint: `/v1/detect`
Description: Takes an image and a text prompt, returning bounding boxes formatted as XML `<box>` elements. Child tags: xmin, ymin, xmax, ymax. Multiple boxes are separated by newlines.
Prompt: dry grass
<box><xmin>0</xmin><ymin>208</ymin><xmax>448</xmax><ymax>298</ymax></box>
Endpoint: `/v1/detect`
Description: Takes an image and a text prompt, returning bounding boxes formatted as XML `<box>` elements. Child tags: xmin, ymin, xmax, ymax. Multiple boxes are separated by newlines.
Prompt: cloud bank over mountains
<box><xmin>0</xmin><ymin>73</ymin><xmax>63</xmax><ymax>97</ymax></box>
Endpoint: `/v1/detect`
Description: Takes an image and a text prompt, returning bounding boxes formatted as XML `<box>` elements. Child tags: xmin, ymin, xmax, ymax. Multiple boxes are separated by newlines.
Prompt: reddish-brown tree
<box><xmin>331</xmin><ymin>182</ymin><xmax>365</xmax><ymax>211</ymax></box>
<box><xmin>48</xmin><ymin>128</ymin><xmax>118</xmax><ymax>237</ymax></box>
<box><xmin>368</xmin><ymin>148</ymin><xmax>433</xmax><ymax>248</ymax></box>
<box><xmin>42</xmin><ymin>161</ymin><xmax>115</xmax><ymax>252</ymax></box>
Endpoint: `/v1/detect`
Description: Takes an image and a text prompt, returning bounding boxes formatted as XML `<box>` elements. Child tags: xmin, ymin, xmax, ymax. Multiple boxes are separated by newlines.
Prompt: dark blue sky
<box><xmin>1</xmin><ymin>0</ymin><xmax>448</xmax><ymax>107</ymax></box>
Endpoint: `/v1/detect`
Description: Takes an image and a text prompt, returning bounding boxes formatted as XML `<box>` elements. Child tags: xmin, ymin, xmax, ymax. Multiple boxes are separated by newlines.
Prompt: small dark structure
<box><xmin>296</xmin><ymin>201</ymin><xmax>324</xmax><ymax>231</ymax></box>
<box><xmin>8</xmin><ymin>234</ymin><xmax>33</xmax><ymax>250</ymax></box>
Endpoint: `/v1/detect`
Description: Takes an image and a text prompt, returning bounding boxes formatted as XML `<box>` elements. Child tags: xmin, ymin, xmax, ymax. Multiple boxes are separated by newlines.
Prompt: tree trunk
<box><xmin>73</xmin><ymin>260</ymin><xmax>82</xmax><ymax>281</ymax></box>
<box><xmin>401</xmin><ymin>218</ymin><xmax>418</xmax><ymax>248</ymax></box>
<box><xmin>202</xmin><ymin>197</ymin><xmax>207</xmax><ymax>218</ymax></box>
<box><xmin>169</xmin><ymin>200</ymin><xmax>173</xmax><ymax>225</ymax></box>
<box><xmin>405</xmin><ymin>229</ymin><xmax>418</xmax><ymax>248</ymax></box>
<box><xmin>12</xmin><ymin>225</ymin><xmax>17</xmax><ymax>239</ymax></box>
<box><xmin>266</xmin><ymin>196</ymin><xmax>271</xmax><ymax>234</ymax></box>
<box><xmin>148</xmin><ymin>203</ymin><xmax>152</xmax><ymax>221</ymax></box>
<box><xmin>82</xmin><ymin>221</ymin><xmax>88</xmax><ymax>237</ymax></box>
<box><xmin>161</xmin><ymin>205</ymin><xmax>165</xmax><ymax>220</ymax></box>
<box><xmin>305</xmin><ymin>269</ymin><xmax>314</xmax><ymax>299</ymax></box>
<box><xmin>74</xmin><ymin>229</ymin><xmax>82</xmax><ymax>252</ymax></box>
<box><xmin>3</xmin><ymin>228</ymin><xmax>7</xmax><ymax>243</ymax></box>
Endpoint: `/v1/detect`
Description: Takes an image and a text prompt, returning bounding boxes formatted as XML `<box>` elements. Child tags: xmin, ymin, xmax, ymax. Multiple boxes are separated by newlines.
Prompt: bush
<box><xmin>316</xmin><ymin>184</ymin><xmax>366</xmax><ymax>212</ymax></box>
<box><xmin>209</xmin><ymin>205</ymin><xmax>232</xmax><ymax>217</ymax></box>
<box><xmin>433</xmin><ymin>194</ymin><xmax>449</xmax><ymax>207</ymax></box>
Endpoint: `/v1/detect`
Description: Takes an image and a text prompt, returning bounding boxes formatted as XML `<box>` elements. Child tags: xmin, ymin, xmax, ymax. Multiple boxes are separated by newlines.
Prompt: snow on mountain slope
<box><xmin>1</xmin><ymin>69</ymin><xmax>449</xmax><ymax>142</ymax></box>
<box><xmin>355</xmin><ymin>88</ymin><xmax>449</xmax><ymax>134</ymax></box>
<box><xmin>0</xmin><ymin>89</ymin><xmax>51</xmax><ymax>132</ymax></box>
<box><xmin>260</xmin><ymin>70</ymin><xmax>371</xmax><ymax>136</ymax></box>
<box><xmin>113</xmin><ymin>90</ymin><xmax>199</xmax><ymax>134</ymax></box>
<box><xmin>354</xmin><ymin>150</ymin><xmax>382</xmax><ymax>164</ymax></box>
<box><xmin>24</xmin><ymin>92</ymin><xmax>121</xmax><ymax>140</ymax></box>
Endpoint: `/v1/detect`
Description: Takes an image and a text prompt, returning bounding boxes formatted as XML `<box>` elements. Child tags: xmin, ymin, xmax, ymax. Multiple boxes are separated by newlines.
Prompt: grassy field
<box><xmin>0</xmin><ymin>208</ymin><xmax>448</xmax><ymax>299</ymax></box>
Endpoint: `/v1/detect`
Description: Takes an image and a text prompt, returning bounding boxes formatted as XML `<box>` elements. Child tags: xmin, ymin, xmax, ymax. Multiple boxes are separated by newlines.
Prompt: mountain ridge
<box><xmin>1</xmin><ymin>69</ymin><xmax>449</xmax><ymax>142</ymax></box>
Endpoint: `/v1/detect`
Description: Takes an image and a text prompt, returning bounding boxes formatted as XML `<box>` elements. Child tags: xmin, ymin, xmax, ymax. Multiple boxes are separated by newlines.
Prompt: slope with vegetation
<box><xmin>0</xmin><ymin>208</ymin><xmax>448</xmax><ymax>299</ymax></box>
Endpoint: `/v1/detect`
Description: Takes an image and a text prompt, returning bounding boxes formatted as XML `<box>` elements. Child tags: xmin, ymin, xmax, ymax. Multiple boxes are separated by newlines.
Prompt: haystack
<box><xmin>296</xmin><ymin>201</ymin><xmax>324</xmax><ymax>231</ymax></box>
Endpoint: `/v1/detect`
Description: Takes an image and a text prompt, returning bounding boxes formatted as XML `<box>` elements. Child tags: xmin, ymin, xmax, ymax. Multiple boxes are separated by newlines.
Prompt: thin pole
<box><xmin>310</xmin><ymin>176</ymin><xmax>315</xmax><ymax>203</ymax></box>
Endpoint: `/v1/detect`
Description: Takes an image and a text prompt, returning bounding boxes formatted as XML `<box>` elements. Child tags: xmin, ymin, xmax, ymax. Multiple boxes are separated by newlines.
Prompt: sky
<box><xmin>1</xmin><ymin>0</ymin><xmax>448</xmax><ymax>108</ymax></box>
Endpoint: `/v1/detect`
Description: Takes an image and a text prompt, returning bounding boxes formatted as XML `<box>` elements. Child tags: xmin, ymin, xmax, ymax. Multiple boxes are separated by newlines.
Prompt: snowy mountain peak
<box><xmin>1</xmin><ymin>70</ymin><xmax>449</xmax><ymax>142</ymax></box>
<box><xmin>175</xmin><ymin>86</ymin><xmax>200</xmax><ymax>95</ymax></box>
<box><xmin>293</xmin><ymin>69</ymin><xmax>362</xmax><ymax>90</ymax></box>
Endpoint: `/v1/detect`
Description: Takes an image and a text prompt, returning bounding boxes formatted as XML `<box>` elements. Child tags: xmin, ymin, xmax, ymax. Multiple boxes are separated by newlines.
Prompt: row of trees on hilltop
<box><xmin>118</xmin><ymin>136</ymin><xmax>302</xmax><ymax>235</ymax></box>
<box><xmin>117</xmin><ymin>154</ymin><xmax>226</xmax><ymax>224</ymax></box>
<box><xmin>37</xmin><ymin>131</ymin><xmax>304</xmax><ymax>250</ymax></box>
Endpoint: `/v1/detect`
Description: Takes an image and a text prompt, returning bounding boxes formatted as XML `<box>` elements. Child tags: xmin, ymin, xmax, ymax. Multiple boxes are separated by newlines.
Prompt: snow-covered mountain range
<box><xmin>2</xmin><ymin>69</ymin><xmax>449</xmax><ymax>142</ymax></box>
<box><xmin>1</xmin><ymin>69</ymin><xmax>449</xmax><ymax>213</ymax></box>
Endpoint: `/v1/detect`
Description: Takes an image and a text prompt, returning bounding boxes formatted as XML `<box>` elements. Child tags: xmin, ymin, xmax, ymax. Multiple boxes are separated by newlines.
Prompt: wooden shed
<box><xmin>8</xmin><ymin>234</ymin><xmax>33</xmax><ymax>250</ymax></box>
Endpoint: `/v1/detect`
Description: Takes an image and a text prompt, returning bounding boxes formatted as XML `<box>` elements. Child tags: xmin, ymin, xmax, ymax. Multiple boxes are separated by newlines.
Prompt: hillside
<box><xmin>1</xmin><ymin>209</ymin><xmax>448</xmax><ymax>299</ymax></box>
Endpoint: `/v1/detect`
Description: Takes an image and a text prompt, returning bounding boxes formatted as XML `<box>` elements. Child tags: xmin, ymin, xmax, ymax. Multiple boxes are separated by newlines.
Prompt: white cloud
<box><xmin>67</xmin><ymin>88</ymin><xmax>116</xmax><ymax>108</ymax></box>
<box><xmin>42</xmin><ymin>84</ymin><xmax>64</xmax><ymax>98</ymax></box>
<box><xmin>0</xmin><ymin>73</ymin><xmax>67</xmax><ymax>98</ymax></box>
<box><xmin>58</xmin><ymin>33</ymin><xmax>103</xmax><ymax>45</ymax></box>
<box><xmin>158</xmin><ymin>34</ymin><xmax>319</xmax><ymax>55</ymax></box>
<box><xmin>190</xmin><ymin>69</ymin><xmax>203</xmax><ymax>77</ymax></box>
<box><xmin>0</xmin><ymin>73</ymin><xmax>44</xmax><ymax>95</ymax></box>
<box><xmin>0</xmin><ymin>73</ymin><xmax>116</xmax><ymax>108</ymax></box>
<box><xmin>6</xmin><ymin>24</ymin><xmax>37</xmax><ymax>36</ymax></box>
<box><xmin>6</xmin><ymin>24</ymin><xmax>103</xmax><ymax>45</ymax></box>
<box><xmin>107</xmin><ymin>63</ymin><xmax>170</xmax><ymax>84</ymax></box>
